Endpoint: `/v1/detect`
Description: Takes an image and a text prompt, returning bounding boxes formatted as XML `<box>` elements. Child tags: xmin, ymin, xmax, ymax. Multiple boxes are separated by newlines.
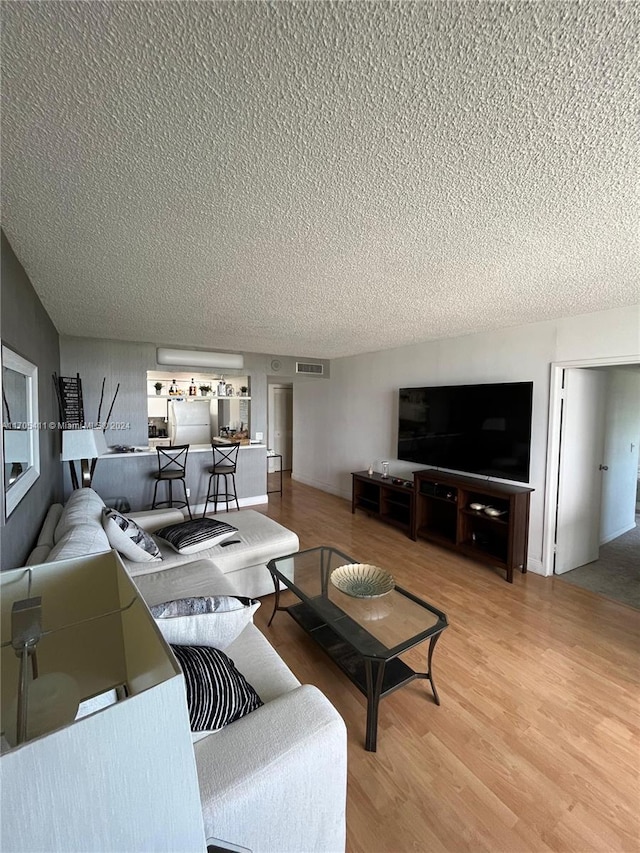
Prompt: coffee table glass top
<box><xmin>267</xmin><ymin>546</ymin><xmax>447</xmax><ymax>659</ymax></box>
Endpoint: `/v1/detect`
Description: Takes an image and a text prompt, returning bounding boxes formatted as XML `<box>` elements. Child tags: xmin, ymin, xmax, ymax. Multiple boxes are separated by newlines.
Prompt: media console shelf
<box><xmin>352</xmin><ymin>471</ymin><xmax>415</xmax><ymax>534</ymax></box>
<box><xmin>412</xmin><ymin>470</ymin><xmax>533</xmax><ymax>583</ymax></box>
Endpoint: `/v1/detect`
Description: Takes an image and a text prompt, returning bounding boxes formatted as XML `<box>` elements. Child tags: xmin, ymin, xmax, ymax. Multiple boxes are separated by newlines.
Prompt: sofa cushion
<box><xmin>36</xmin><ymin>504</ymin><xmax>64</xmax><ymax>548</ymax></box>
<box><xmin>102</xmin><ymin>507</ymin><xmax>161</xmax><ymax>563</ymax></box>
<box><xmin>154</xmin><ymin>518</ymin><xmax>239</xmax><ymax>555</ymax></box>
<box><xmin>47</xmin><ymin>522</ymin><xmax>111</xmax><ymax>562</ymax></box>
<box><xmin>54</xmin><ymin>488</ymin><xmax>105</xmax><ymax>543</ymax></box>
<box><xmin>26</xmin><ymin>544</ymin><xmax>52</xmax><ymax>566</ymax></box>
<box><xmin>224</xmin><ymin>623</ymin><xmax>300</xmax><ymax>703</ymax></box>
<box><xmin>171</xmin><ymin>645</ymin><xmax>263</xmax><ymax>731</ymax></box>
<box><xmin>151</xmin><ymin>595</ymin><xmax>259</xmax><ymax>650</ymax></box>
<box><xmin>194</xmin><ymin>511</ymin><xmax>298</xmax><ymax>574</ymax></box>
<box><xmin>133</xmin><ymin>559</ymin><xmax>237</xmax><ymax>606</ymax></box>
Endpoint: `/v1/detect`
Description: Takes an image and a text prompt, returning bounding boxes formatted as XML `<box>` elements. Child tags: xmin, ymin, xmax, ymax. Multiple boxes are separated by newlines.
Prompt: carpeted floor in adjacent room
<box><xmin>556</xmin><ymin>516</ymin><xmax>640</xmax><ymax>609</ymax></box>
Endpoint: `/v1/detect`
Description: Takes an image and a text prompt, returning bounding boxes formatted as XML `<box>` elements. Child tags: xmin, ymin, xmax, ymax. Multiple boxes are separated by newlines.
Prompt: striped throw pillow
<box><xmin>171</xmin><ymin>645</ymin><xmax>263</xmax><ymax>730</ymax></box>
<box><xmin>155</xmin><ymin>519</ymin><xmax>239</xmax><ymax>554</ymax></box>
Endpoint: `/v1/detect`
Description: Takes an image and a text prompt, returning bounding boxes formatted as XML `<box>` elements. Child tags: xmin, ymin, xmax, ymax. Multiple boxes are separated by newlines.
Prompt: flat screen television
<box><xmin>397</xmin><ymin>382</ymin><xmax>533</xmax><ymax>483</ymax></box>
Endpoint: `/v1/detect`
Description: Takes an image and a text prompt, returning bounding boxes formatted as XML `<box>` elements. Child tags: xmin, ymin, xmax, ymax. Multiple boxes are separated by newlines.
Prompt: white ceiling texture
<box><xmin>1</xmin><ymin>1</ymin><xmax>638</xmax><ymax>359</ymax></box>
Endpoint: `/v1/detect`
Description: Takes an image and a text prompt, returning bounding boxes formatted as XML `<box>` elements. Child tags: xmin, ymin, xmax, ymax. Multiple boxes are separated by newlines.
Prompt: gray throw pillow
<box><xmin>102</xmin><ymin>507</ymin><xmax>162</xmax><ymax>562</ymax></box>
<box><xmin>151</xmin><ymin>595</ymin><xmax>259</xmax><ymax>650</ymax></box>
<box><xmin>154</xmin><ymin>518</ymin><xmax>239</xmax><ymax>554</ymax></box>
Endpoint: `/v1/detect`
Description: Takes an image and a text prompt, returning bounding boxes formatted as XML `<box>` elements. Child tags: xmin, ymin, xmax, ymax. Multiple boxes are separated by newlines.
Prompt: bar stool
<box><xmin>203</xmin><ymin>443</ymin><xmax>240</xmax><ymax>516</ymax></box>
<box><xmin>151</xmin><ymin>445</ymin><xmax>192</xmax><ymax>519</ymax></box>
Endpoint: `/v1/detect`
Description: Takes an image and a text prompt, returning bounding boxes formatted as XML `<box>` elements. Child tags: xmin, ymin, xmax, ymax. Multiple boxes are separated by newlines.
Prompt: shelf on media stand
<box><xmin>412</xmin><ymin>470</ymin><xmax>533</xmax><ymax>583</ymax></box>
<box><xmin>351</xmin><ymin>471</ymin><xmax>414</xmax><ymax>535</ymax></box>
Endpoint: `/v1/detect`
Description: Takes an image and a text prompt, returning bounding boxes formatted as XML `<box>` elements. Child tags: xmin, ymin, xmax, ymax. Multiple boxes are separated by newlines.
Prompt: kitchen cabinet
<box><xmin>148</xmin><ymin>437</ymin><xmax>171</xmax><ymax>448</ymax></box>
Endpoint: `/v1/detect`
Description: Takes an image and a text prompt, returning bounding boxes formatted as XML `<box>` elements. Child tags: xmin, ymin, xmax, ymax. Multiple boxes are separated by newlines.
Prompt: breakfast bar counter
<box><xmin>63</xmin><ymin>444</ymin><xmax>268</xmax><ymax>512</ymax></box>
<box><xmin>102</xmin><ymin>443</ymin><xmax>265</xmax><ymax>458</ymax></box>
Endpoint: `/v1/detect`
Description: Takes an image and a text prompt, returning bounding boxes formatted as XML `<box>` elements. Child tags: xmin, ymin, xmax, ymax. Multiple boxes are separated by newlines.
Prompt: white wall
<box><xmin>600</xmin><ymin>368</ymin><xmax>640</xmax><ymax>543</ymax></box>
<box><xmin>293</xmin><ymin>305</ymin><xmax>640</xmax><ymax>574</ymax></box>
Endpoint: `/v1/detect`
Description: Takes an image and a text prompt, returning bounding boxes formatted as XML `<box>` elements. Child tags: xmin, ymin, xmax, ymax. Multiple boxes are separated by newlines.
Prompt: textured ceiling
<box><xmin>1</xmin><ymin>1</ymin><xmax>639</xmax><ymax>359</ymax></box>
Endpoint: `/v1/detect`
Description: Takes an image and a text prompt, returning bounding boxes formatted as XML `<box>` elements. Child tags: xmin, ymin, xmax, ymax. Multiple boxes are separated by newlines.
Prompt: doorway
<box><xmin>268</xmin><ymin>383</ymin><xmax>293</xmax><ymax>473</ymax></box>
<box><xmin>543</xmin><ymin>357</ymin><xmax>640</xmax><ymax>584</ymax></box>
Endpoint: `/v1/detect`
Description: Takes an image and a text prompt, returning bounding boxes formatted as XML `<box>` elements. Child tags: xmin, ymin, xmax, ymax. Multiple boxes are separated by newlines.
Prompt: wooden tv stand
<box><xmin>412</xmin><ymin>470</ymin><xmax>533</xmax><ymax>583</ymax></box>
<box><xmin>351</xmin><ymin>471</ymin><xmax>415</xmax><ymax>535</ymax></box>
<box><xmin>351</xmin><ymin>469</ymin><xmax>532</xmax><ymax>583</ymax></box>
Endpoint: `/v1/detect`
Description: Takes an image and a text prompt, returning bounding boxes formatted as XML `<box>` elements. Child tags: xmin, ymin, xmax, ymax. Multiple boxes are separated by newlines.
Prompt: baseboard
<box><xmin>291</xmin><ymin>473</ymin><xmax>348</xmax><ymax>500</ymax></box>
<box><xmin>189</xmin><ymin>494</ymin><xmax>268</xmax><ymax>515</ymax></box>
<box><xmin>526</xmin><ymin>556</ymin><xmax>546</xmax><ymax>577</ymax></box>
<box><xmin>600</xmin><ymin>520</ymin><xmax>636</xmax><ymax>546</ymax></box>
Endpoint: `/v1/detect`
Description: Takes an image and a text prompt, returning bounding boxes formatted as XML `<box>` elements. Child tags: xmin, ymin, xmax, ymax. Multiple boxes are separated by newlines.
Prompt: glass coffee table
<box><xmin>266</xmin><ymin>546</ymin><xmax>448</xmax><ymax>752</ymax></box>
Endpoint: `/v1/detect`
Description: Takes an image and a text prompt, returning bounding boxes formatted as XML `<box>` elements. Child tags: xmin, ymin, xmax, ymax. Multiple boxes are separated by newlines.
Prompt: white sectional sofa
<box><xmin>30</xmin><ymin>487</ymin><xmax>299</xmax><ymax>598</ymax></box>
<box><xmin>24</xmin><ymin>489</ymin><xmax>348</xmax><ymax>853</ymax></box>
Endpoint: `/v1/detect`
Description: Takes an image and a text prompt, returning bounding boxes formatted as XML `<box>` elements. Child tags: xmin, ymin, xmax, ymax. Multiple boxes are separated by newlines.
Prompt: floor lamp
<box><xmin>61</xmin><ymin>427</ymin><xmax>108</xmax><ymax>488</ymax></box>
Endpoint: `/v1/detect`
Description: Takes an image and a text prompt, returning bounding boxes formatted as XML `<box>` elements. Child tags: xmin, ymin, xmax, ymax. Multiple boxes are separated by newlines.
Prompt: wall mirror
<box><xmin>2</xmin><ymin>345</ymin><xmax>40</xmax><ymax>517</ymax></box>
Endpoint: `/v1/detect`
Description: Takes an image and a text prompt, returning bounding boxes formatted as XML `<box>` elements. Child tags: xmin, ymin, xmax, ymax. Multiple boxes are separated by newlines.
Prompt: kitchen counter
<box><xmin>64</xmin><ymin>444</ymin><xmax>269</xmax><ymax>511</ymax></box>
<box><xmin>101</xmin><ymin>443</ymin><xmax>266</xmax><ymax>458</ymax></box>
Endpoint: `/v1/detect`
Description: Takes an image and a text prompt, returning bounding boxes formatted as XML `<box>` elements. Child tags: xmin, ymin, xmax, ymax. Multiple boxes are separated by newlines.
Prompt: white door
<box><xmin>272</xmin><ymin>386</ymin><xmax>293</xmax><ymax>470</ymax></box>
<box><xmin>555</xmin><ymin>368</ymin><xmax>608</xmax><ymax>573</ymax></box>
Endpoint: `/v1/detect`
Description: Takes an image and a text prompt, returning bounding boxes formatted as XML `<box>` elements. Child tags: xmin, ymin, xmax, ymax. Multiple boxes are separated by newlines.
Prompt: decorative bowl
<box><xmin>469</xmin><ymin>502</ymin><xmax>486</xmax><ymax>511</ymax></box>
<box><xmin>330</xmin><ymin>564</ymin><xmax>395</xmax><ymax>598</ymax></box>
<box><xmin>484</xmin><ymin>506</ymin><xmax>506</xmax><ymax>517</ymax></box>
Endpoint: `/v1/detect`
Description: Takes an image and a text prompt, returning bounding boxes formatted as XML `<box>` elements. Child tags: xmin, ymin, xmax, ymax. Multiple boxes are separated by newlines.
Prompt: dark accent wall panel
<box><xmin>1</xmin><ymin>230</ymin><xmax>62</xmax><ymax>569</ymax></box>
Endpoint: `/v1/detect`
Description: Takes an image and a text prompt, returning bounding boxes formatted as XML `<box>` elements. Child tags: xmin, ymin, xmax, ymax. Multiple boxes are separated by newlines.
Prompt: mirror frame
<box><xmin>2</xmin><ymin>345</ymin><xmax>40</xmax><ymax>517</ymax></box>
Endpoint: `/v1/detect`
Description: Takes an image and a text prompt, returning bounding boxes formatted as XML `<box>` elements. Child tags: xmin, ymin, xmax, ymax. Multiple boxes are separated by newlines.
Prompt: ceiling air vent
<box><xmin>296</xmin><ymin>362</ymin><xmax>324</xmax><ymax>376</ymax></box>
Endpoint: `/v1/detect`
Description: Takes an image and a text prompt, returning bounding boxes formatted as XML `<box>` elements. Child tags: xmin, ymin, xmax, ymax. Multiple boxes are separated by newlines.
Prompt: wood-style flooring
<box><xmin>255</xmin><ymin>474</ymin><xmax>640</xmax><ymax>853</ymax></box>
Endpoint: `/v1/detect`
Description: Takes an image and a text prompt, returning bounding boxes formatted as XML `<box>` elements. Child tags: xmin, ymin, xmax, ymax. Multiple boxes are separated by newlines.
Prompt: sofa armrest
<box><xmin>127</xmin><ymin>508</ymin><xmax>185</xmax><ymax>531</ymax></box>
<box><xmin>195</xmin><ymin>684</ymin><xmax>347</xmax><ymax>853</ymax></box>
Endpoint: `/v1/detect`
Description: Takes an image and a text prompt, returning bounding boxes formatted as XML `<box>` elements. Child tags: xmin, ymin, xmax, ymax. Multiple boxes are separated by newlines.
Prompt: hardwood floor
<box><xmin>254</xmin><ymin>475</ymin><xmax>640</xmax><ymax>853</ymax></box>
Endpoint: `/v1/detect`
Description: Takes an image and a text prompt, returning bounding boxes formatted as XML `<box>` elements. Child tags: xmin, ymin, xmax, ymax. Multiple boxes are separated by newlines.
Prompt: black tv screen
<box><xmin>397</xmin><ymin>382</ymin><xmax>533</xmax><ymax>483</ymax></box>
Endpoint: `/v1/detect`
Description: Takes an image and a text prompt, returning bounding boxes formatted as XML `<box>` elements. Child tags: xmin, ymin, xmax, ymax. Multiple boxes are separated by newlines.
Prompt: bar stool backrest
<box><xmin>212</xmin><ymin>442</ymin><xmax>239</xmax><ymax>471</ymax></box>
<box><xmin>157</xmin><ymin>444</ymin><xmax>189</xmax><ymax>476</ymax></box>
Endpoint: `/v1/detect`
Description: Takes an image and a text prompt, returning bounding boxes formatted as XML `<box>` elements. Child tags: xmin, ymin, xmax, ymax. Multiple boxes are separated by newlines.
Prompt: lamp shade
<box><xmin>0</xmin><ymin>552</ymin><xmax>207</xmax><ymax>852</ymax></box>
<box><xmin>61</xmin><ymin>428</ymin><xmax>108</xmax><ymax>461</ymax></box>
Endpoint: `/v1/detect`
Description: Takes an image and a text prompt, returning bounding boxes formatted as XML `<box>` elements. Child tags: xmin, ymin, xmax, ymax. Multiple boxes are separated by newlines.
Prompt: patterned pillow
<box><xmin>101</xmin><ymin>507</ymin><xmax>161</xmax><ymax>562</ymax></box>
<box><xmin>150</xmin><ymin>595</ymin><xmax>260</xmax><ymax>650</ymax></box>
<box><xmin>154</xmin><ymin>518</ymin><xmax>239</xmax><ymax>555</ymax></box>
<box><xmin>171</xmin><ymin>645</ymin><xmax>263</xmax><ymax>731</ymax></box>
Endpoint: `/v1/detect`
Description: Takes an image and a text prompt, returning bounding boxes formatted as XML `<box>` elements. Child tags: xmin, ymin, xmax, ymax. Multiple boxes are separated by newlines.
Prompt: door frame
<box><xmin>267</xmin><ymin>381</ymin><xmax>293</xmax><ymax>471</ymax></box>
<box><xmin>542</xmin><ymin>354</ymin><xmax>640</xmax><ymax>576</ymax></box>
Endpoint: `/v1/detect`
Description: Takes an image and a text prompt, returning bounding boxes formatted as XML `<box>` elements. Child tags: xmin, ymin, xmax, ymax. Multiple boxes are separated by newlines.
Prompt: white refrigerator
<box><xmin>167</xmin><ymin>400</ymin><xmax>212</xmax><ymax>445</ymax></box>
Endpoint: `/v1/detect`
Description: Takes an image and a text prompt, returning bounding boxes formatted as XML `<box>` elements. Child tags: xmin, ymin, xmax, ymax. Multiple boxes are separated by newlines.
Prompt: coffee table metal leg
<box><xmin>426</xmin><ymin>632</ymin><xmax>442</xmax><ymax>705</ymax></box>
<box><xmin>364</xmin><ymin>658</ymin><xmax>386</xmax><ymax>752</ymax></box>
<box><xmin>320</xmin><ymin>548</ymin><xmax>331</xmax><ymax>596</ymax></box>
<box><xmin>267</xmin><ymin>571</ymin><xmax>280</xmax><ymax>627</ymax></box>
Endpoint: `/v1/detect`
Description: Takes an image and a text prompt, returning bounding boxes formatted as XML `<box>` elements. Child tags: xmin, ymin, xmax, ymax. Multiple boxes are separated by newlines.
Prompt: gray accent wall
<box><xmin>1</xmin><ymin>231</ymin><xmax>62</xmax><ymax>569</ymax></box>
<box><xmin>61</xmin><ymin>337</ymin><xmax>155</xmax><ymax>448</ymax></box>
